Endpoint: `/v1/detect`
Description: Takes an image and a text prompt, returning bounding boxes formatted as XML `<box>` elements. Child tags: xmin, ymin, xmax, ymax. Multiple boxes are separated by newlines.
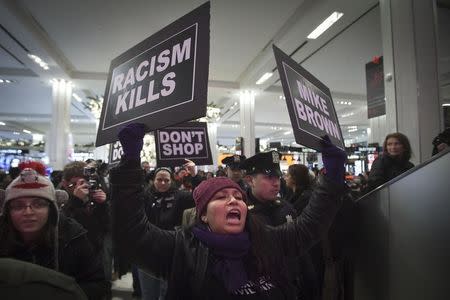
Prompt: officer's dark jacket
<box><xmin>110</xmin><ymin>158</ymin><xmax>345</xmax><ymax>300</ymax></box>
<box><xmin>246</xmin><ymin>191</ymin><xmax>296</xmax><ymax>226</ymax></box>
<box><xmin>144</xmin><ymin>186</ymin><xmax>194</xmax><ymax>230</ymax></box>
<box><xmin>366</xmin><ymin>154</ymin><xmax>414</xmax><ymax>192</ymax></box>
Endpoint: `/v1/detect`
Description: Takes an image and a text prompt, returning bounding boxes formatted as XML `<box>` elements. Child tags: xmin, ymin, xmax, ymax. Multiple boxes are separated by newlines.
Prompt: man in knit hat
<box><xmin>0</xmin><ymin>168</ymin><xmax>108</xmax><ymax>299</ymax></box>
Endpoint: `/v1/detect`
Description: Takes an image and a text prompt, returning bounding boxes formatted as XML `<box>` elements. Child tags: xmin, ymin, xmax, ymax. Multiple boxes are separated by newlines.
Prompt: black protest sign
<box><xmin>95</xmin><ymin>2</ymin><xmax>210</xmax><ymax>146</ymax></box>
<box><xmin>273</xmin><ymin>45</ymin><xmax>344</xmax><ymax>151</ymax></box>
<box><xmin>155</xmin><ymin>122</ymin><xmax>212</xmax><ymax>167</ymax></box>
<box><xmin>366</xmin><ymin>56</ymin><xmax>385</xmax><ymax>119</ymax></box>
<box><xmin>108</xmin><ymin>141</ymin><xmax>123</xmax><ymax>168</ymax></box>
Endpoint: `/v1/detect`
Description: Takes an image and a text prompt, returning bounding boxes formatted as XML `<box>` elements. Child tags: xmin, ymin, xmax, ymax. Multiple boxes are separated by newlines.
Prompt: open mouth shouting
<box><xmin>226</xmin><ymin>208</ymin><xmax>242</xmax><ymax>224</ymax></box>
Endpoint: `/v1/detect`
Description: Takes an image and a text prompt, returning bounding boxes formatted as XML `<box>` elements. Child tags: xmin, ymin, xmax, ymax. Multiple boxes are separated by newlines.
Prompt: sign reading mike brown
<box><xmin>273</xmin><ymin>45</ymin><xmax>344</xmax><ymax>151</ymax></box>
<box><xmin>95</xmin><ymin>2</ymin><xmax>210</xmax><ymax>146</ymax></box>
<box><xmin>154</xmin><ymin>122</ymin><xmax>212</xmax><ymax>167</ymax></box>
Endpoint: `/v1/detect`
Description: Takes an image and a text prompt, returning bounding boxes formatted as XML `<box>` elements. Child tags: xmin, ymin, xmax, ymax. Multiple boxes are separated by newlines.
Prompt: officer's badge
<box><xmin>272</xmin><ymin>151</ymin><xmax>280</xmax><ymax>163</ymax></box>
<box><xmin>285</xmin><ymin>215</ymin><xmax>293</xmax><ymax>223</ymax></box>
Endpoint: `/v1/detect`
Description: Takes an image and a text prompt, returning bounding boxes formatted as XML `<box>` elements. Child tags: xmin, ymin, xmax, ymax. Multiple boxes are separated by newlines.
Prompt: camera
<box><xmin>83</xmin><ymin>167</ymin><xmax>100</xmax><ymax>190</ymax></box>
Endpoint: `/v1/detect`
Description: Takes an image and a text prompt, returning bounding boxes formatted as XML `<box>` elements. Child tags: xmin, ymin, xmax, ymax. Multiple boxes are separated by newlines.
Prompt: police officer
<box><xmin>221</xmin><ymin>154</ymin><xmax>248</xmax><ymax>191</ymax></box>
<box><xmin>242</xmin><ymin>151</ymin><xmax>319</xmax><ymax>299</ymax></box>
<box><xmin>241</xmin><ymin>151</ymin><xmax>295</xmax><ymax>226</ymax></box>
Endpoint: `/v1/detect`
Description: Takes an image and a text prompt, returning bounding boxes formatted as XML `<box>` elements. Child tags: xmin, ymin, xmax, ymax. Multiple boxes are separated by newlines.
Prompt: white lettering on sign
<box><xmin>294</xmin><ymin>98</ymin><xmax>340</xmax><ymax>140</ymax></box>
<box><xmin>111</xmin><ymin>37</ymin><xmax>191</xmax><ymax>116</ymax></box>
<box><xmin>159</xmin><ymin>130</ymin><xmax>205</xmax><ymax>156</ymax></box>
<box><xmin>112</xmin><ymin>38</ymin><xmax>191</xmax><ymax>95</ymax></box>
<box><xmin>112</xmin><ymin>141</ymin><xmax>123</xmax><ymax>161</ymax></box>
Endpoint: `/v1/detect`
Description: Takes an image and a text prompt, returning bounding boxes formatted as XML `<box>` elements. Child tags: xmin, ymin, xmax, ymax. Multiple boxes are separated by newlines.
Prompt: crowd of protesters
<box><xmin>0</xmin><ymin>128</ymin><xmax>448</xmax><ymax>299</ymax></box>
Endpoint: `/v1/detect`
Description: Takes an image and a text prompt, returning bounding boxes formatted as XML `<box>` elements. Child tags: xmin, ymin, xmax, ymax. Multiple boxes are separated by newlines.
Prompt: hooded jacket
<box><xmin>111</xmin><ymin>158</ymin><xmax>345</xmax><ymax>300</ymax></box>
<box><xmin>0</xmin><ymin>169</ymin><xmax>108</xmax><ymax>299</ymax></box>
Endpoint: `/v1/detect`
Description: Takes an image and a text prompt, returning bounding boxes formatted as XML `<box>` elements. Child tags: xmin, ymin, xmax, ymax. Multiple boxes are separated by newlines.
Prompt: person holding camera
<box><xmin>61</xmin><ymin>161</ymin><xmax>111</xmax><ymax>293</ymax></box>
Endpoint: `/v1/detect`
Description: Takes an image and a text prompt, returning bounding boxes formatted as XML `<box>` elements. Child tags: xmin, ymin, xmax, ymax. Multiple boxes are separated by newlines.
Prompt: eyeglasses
<box><xmin>9</xmin><ymin>199</ymin><xmax>49</xmax><ymax>213</ymax></box>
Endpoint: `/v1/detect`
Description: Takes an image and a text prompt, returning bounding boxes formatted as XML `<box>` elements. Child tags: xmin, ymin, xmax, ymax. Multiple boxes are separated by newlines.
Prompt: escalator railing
<box><xmin>353</xmin><ymin>148</ymin><xmax>450</xmax><ymax>300</ymax></box>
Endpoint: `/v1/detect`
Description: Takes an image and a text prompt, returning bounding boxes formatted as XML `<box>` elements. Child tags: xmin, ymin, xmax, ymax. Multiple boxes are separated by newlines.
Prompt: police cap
<box><xmin>241</xmin><ymin>151</ymin><xmax>282</xmax><ymax>177</ymax></box>
<box><xmin>221</xmin><ymin>154</ymin><xmax>246</xmax><ymax>170</ymax></box>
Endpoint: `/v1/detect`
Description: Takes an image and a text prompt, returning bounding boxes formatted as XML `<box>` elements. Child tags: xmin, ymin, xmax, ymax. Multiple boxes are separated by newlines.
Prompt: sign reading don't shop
<box><xmin>108</xmin><ymin>141</ymin><xmax>123</xmax><ymax>168</ymax></box>
<box><xmin>273</xmin><ymin>45</ymin><xmax>344</xmax><ymax>151</ymax></box>
<box><xmin>95</xmin><ymin>2</ymin><xmax>210</xmax><ymax>146</ymax></box>
<box><xmin>155</xmin><ymin>122</ymin><xmax>212</xmax><ymax>167</ymax></box>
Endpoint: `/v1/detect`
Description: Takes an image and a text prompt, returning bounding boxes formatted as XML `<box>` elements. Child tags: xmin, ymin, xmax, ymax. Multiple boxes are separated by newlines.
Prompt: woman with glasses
<box><xmin>0</xmin><ymin>167</ymin><xmax>108</xmax><ymax>299</ymax></box>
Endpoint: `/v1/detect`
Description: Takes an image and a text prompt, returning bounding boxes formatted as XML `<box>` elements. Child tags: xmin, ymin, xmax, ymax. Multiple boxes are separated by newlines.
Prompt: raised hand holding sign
<box><xmin>320</xmin><ymin>135</ymin><xmax>347</xmax><ymax>184</ymax></box>
<box><xmin>118</xmin><ymin>123</ymin><xmax>146</xmax><ymax>160</ymax></box>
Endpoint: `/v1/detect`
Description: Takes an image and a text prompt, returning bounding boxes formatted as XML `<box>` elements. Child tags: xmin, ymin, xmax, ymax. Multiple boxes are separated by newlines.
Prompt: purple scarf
<box><xmin>192</xmin><ymin>225</ymin><xmax>251</xmax><ymax>293</ymax></box>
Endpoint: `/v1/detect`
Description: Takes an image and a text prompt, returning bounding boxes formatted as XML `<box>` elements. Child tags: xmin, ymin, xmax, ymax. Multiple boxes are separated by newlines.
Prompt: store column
<box><xmin>207</xmin><ymin>122</ymin><xmax>218</xmax><ymax>167</ymax></box>
<box><xmin>48</xmin><ymin>79</ymin><xmax>72</xmax><ymax>170</ymax></box>
<box><xmin>240</xmin><ymin>90</ymin><xmax>255</xmax><ymax>158</ymax></box>
<box><xmin>380</xmin><ymin>0</ymin><xmax>441</xmax><ymax>163</ymax></box>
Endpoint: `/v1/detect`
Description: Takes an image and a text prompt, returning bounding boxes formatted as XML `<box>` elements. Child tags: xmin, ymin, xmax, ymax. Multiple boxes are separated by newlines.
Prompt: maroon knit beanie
<box><xmin>193</xmin><ymin>177</ymin><xmax>246</xmax><ymax>217</ymax></box>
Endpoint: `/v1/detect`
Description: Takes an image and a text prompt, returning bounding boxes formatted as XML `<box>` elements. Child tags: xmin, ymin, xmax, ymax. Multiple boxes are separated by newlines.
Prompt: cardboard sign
<box><xmin>108</xmin><ymin>141</ymin><xmax>123</xmax><ymax>168</ymax></box>
<box><xmin>154</xmin><ymin>122</ymin><xmax>212</xmax><ymax>167</ymax></box>
<box><xmin>273</xmin><ymin>45</ymin><xmax>344</xmax><ymax>151</ymax></box>
<box><xmin>95</xmin><ymin>2</ymin><xmax>210</xmax><ymax>146</ymax></box>
<box><xmin>366</xmin><ymin>56</ymin><xmax>386</xmax><ymax>119</ymax></box>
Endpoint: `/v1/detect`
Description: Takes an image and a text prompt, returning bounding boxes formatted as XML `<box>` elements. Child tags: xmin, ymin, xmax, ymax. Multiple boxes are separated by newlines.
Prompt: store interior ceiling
<box><xmin>0</xmin><ymin>0</ymin><xmax>449</xmax><ymax>149</ymax></box>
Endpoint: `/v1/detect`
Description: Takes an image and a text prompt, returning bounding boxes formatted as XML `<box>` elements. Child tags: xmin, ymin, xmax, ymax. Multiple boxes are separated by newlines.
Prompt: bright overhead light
<box><xmin>443</xmin><ymin>103</ymin><xmax>450</xmax><ymax>107</ymax></box>
<box><xmin>0</xmin><ymin>122</ymin><xmax>5</xmax><ymax>126</ymax></box>
<box><xmin>255</xmin><ymin>72</ymin><xmax>273</xmax><ymax>85</ymax></box>
<box><xmin>28</xmin><ymin>53</ymin><xmax>49</xmax><ymax>70</ymax></box>
<box><xmin>307</xmin><ymin>12</ymin><xmax>344</xmax><ymax>39</ymax></box>
<box><xmin>72</xmin><ymin>93</ymin><xmax>83</xmax><ymax>102</ymax></box>
<box><xmin>284</xmin><ymin>130</ymin><xmax>292</xmax><ymax>135</ymax></box>
<box><xmin>23</xmin><ymin>129</ymin><xmax>31</xmax><ymax>134</ymax></box>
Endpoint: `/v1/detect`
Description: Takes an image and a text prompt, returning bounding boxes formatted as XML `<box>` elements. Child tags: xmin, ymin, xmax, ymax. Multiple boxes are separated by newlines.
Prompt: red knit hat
<box><xmin>193</xmin><ymin>177</ymin><xmax>246</xmax><ymax>217</ymax></box>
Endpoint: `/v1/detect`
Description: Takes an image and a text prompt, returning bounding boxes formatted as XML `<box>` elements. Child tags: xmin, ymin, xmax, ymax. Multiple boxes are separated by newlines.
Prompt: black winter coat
<box><xmin>144</xmin><ymin>186</ymin><xmax>194</xmax><ymax>230</ymax></box>
<box><xmin>110</xmin><ymin>159</ymin><xmax>345</xmax><ymax>300</ymax></box>
<box><xmin>0</xmin><ymin>214</ymin><xmax>108</xmax><ymax>299</ymax></box>
<box><xmin>366</xmin><ymin>154</ymin><xmax>414</xmax><ymax>192</ymax></box>
<box><xmin>61</xmin><ymin>195</ymin><xmax>111</xmax><ymax>254</ymax></box>
<box><xmin>246</xmin><ymin>191</ymin><xmax>296</xmax><ymax>226</ymax></box>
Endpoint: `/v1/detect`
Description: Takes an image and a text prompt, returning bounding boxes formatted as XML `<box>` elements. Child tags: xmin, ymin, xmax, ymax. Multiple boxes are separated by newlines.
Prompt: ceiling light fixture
<box><xmin>72</xmin><ymin>93</ymin><xmax>83</xmax><ymax>102</ymax></box>
<box><xmin>255</xmin><ymin>72</ymin><xmax>273</xmax><ymax>85</ymax></box>
<box><xmin>0</xmin><ymin>122</ymin><xmax>5</xmax><ymax>126</ymax></box>
<box><xmin>23</xmin><ymin>129</ymin><xmax>31</xmax><ymax>134</ymax></box>
<box><xmin>307</xmin><ymin>11</ymin><xmax>344</xmax><ymax>39</ymax></box>
<box><xmin>284</xmin><ymin>130</ymin><xmax>292</xmax><ymax>135</ymax></box>
<box><xmin>443</xmin><ymin>103</ymin><xmax>450</xmax><ymax>107</ymax></box>
<box><xmin>27</xmin><ymin>53</ymin><xmax>49</xmax><ymax>70</ymax></box>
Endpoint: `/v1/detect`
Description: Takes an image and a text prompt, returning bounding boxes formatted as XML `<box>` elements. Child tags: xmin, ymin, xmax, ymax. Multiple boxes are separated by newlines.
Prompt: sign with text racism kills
<box><xmin>273</xmin><ymin>45</ymin><xmax>344</xmax><ymax>151</ymax></box>
<box><xmin>95</xmin><ymin>2</ymin><xmax>210</xmax><ymax>146</ymax></box>
<box><xmin>154</xmin><ymin>122</ymin><xmax>212</xmax><ymax>167</ymax></box>
<box><xmin>108</xmin><ymin>141</ymin><xmax>123</xmax><ymax>168</ymax></box>
<box><xmin>366</xmin><ymin>56</ymin><xmax>385</xmax><ymax>119</ymax></box>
